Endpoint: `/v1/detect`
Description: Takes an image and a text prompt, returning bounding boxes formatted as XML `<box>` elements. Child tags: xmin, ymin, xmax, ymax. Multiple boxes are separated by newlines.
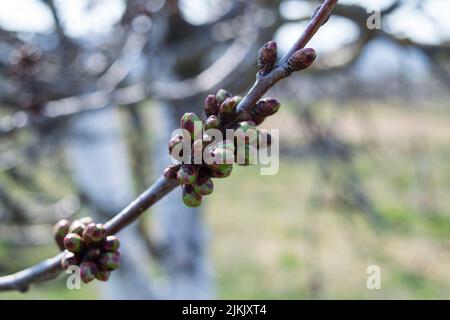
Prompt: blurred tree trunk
<box><xmin>65</xmin><ymin>107</ymin><xmax>155</xmax><ymax>299</ymax></box>
<box><xmin>148</xmin><ymin>99</ymin><xmax>215</xmax><ymax>299</ymax></box>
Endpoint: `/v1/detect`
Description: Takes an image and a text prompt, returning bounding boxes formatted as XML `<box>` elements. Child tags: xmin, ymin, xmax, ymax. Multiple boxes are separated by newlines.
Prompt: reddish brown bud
<box><xmin>85</xmin><ymin>247</ymin><xmax>102</xmax><ymax>260</ymax></box>
<box><xmin>53</xmin><ymin>219</ymin><xmax>70</xmax><ymax>251</ymax></box>
<box><xmin>286</xmin><ymin>48</ymin><xmax>316</xmax><ymax>72</ymax></box>
<box><xmin>80</xmin><ymin>261</ymin><xmax>99</xmax><ymax>283</ymax></box>
<box><xmin>95</xmin><ymin>270</ymin><xmax>111</xmax><ymax>282</ymax></box>
<box><xmin>98</xmin><ymin>251</ymin><xmax>121</xmax><ymax>271</ymax></box>
<box><xmin>219</xmin><ymin>97</ymin><xmax>236</xmax><ymax>114</ymax></box>
<box><xmin>258</xmin><ymin>41</ymin><xmax>277</xmax><ymax>75</ymax></box>
<box><xmin>68</xmin><ymin>220</ymin><xmax>86</xmax><ymax>236</ymax></box>
<box><xmin>208</xmin><ymin>164</ymin><xmax>233</xmax><ymax>178</ymax></box>
<box><xmin>193</xmin><ymin>175</ymin><xmax>214</xmax><ymax>196</ymax></box>
<box><xmin>180</xmin><ymin>112</ymin><xmax>202</xmax><ymax>140</ymax></box>
<box><xmin>204</xmin><ymin>94</ymin><xmax>219</xmax><ymax>116</ymax></box>
<box><xmin>252</xmin><ymin>98</ymin><xmax>280</xmax><ymax>118</ymax></box>
<box><xmin>215</xmin><ymin>89</ymin><xmax>232</xmax><ymax>105</ymax></box>
<box><xmin>164</xmin><ymin>164</ymin><xmax>181</xmax><ymax>180</ymax></box>
<box><xmin>64</xmin><ymin>233</ymin><xmax>84</xmax><ymax>254</ymax></box>
<box><xmin>53</xmin><ymin>219</ymin><xmax>70</xmax><ymax>237</ymax></box>
<box><xmin>103</xmin><ymin>235</ymin><xmax>120</xmax><ymax>252</ymax></box>
<box><xmin>61</xmin><ymin>252</ymin><xmax>81</xmax><ymax>270</ymax></box>
<box><xmin>205</xmin><ymin>115</ymin><xmax>220</xmax><ymax>130</ymax></box>
<box><xmin>182</xmin><ymin>185</ymin><xmax>202</xmax><ymax>207</ymax></box>
<box><xmin>82</xmin><ymin>223</ymin><xmax>105</xmax><ymax>245</ymax></box>
<box><xmin>177</xmin><ymin>164</ymin><xmax>198</xmax><ymax>185</ymax></box>
<box><xmin>219</xmin><ymin>96</ymin><xmax>241</xmax><ymax>119</ymax></box>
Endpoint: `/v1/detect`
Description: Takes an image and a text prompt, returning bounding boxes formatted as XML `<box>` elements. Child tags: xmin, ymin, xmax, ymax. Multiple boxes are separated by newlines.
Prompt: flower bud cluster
<box><xmin>53</xmin><ymin>218</ymin><xmax>120</xmax><ymax>283</ymax></box>
<box><xmin>165</xmin><ymin>88</ymin><xmax>275</xmax><ymax>207</ymax></box>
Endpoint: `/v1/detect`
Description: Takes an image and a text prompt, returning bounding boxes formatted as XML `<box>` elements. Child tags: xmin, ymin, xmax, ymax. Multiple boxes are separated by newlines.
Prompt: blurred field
<box><xmin>1</xmin><ymin>101</ymin><xmax>450</xmax><ymax>299</ymax></box>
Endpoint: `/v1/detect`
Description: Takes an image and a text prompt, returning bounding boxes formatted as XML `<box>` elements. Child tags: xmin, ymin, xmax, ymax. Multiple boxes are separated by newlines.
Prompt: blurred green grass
<box><xmin>207</xmin><ymin>160</ymin><xmax>450</xmax><ymax>299</ymax></box>
<box><xmin>1</xmin><ymin>102</ymin><xmax>450</xmax><ymax>299</ymax></box>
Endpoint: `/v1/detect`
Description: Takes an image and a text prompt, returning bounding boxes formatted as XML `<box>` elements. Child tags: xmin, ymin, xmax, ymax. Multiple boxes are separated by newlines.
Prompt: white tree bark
<box><xmin>65</xmin><ymin>107</ymin><xmax>155</xmax><ymax>299</ymax></box>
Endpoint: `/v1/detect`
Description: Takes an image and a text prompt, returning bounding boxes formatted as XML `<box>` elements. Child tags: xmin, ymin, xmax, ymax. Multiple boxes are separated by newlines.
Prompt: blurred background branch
<box><xmin>0</xmin><ymin>0</ymin><xmax>450</xmax><ymax>299</ymax></box>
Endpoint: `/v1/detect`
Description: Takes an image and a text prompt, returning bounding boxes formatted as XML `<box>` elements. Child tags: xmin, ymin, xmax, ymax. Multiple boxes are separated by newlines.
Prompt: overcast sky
<box><xmin>0</xmin><ymin>0</ymin><xmax>449</xmax><ymax>54</ymax></box>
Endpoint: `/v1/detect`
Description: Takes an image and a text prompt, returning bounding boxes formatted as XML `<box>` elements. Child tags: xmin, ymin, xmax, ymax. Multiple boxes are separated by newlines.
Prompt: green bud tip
<box><xmin>215</xmin><ymin>89</ymin><xmax>232</xmax><ymax>105</ymax></box>
<box><xmin>82</xmin><ymin>223</ymin><xmax>106</xmax><ymax>244</ymax></box>
<box><xmin>177</xmin><ymin>165</ymin><xmax>198</xmax><ymax>185</ymax></box>
<box><xmin>85</xmin><ymin>247</ymin><xmax>102</xmax><ymax>260</ymax></box>
<box><xmin>53</xmin><ymin>220</ymin><xmax>70</xmax><ymax>250</ymax></box>
<box><xmin>182</xmin><ymin>185</ymin><xmax>202</xmax><ymax>207</ymax></box>
<box><xmin>63</xmin><ymin>233</ymin><xmax>84</xmax><ymax>253</ymax></box>
<box><xmin>53</xmin><ymin>219</ymin><xmax>70</xmax><ymax>238</ymax></box>
<box><xmin>193</xmin><ymin>175</ymin><xmax>214</xmax><ymax>196</ymax></box>
<box><xmin>103</xmin><ymin>235</ymin><xmax>120</xmax><ymax>252</ymax></box>
<box><xmin>68</xmin><ymin>220</ymin><xmax>86</xmax><ymax>236</ymax></box>
<box><xmin>99</xmin><ymin>251</ymin><xmax>121</xmax><ymax>271</ymax></box>
<box><xmin>205</xmin><ymin>115</ymin><xmax>220</xmax><ymax>130</ymax></box>
<box><xmin>80</xmin><ymin>261</ymin><xmax>99</xmax><ymax>283</ymax></box>
<box><xmin>253</xmin><ymin>98</ymin><xmax>280</xmax><ymax>118</ymax></box>
<box><xmin>218</xmin><ymin>96</ymin><xmax>241</xmax><ymax>121</ymax></box>
<box><xmin>180</xmin><ymin>112</ymin><xmax>202</xmax><ymax>139</ymax></box>
<box><xmin>219</xmin><ymin>97</ymin><xmax>238</xmax><ymax>116</ymax></box>
<box><xmin>208</xmin><ymin>163</ymin><xmax>233</xmax><ymax>178</ymax></box>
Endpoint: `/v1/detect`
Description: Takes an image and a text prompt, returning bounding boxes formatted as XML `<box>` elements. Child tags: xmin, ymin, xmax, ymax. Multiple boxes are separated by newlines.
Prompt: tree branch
<box><xmin>0</xmin><ymin>176</ymin><xmax>178</xmax><ymax>292</ymax></box>
<box><xmin>0</xmin><ymin>0</ymin><xmax>339</xmax><ymax>293</ymax></box>
<box><xmin>104</xmin><ymin>177</ymin><xmax>179</xmax><ymax>235</ymax></box>
<box><xmin>0</xmin><ymin>252</ymin><xmax>64</xmax><ymax>292</ymax></box>
<box><xmin>235</xmin><ymin>0</ymin><xmax>338</xmax><ymax>121</ymax></box>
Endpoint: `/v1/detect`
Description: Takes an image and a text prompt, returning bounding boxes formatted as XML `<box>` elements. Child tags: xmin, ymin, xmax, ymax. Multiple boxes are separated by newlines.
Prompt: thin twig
<box><xmin>236</xmin><ymin>0</ymin><xmax>337</xmax><ymax>121</ymax></box>
<box><xmin>0</xmin><ymin>0</ymin><xmax>339</xmax><ymax>293</ymax></box>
